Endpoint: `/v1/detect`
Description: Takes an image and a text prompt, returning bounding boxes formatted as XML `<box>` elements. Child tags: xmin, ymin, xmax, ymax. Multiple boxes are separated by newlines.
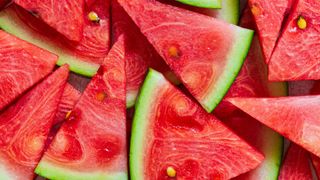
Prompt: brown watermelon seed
<box><xmin>168</xmin><ymin>46</ymin><xmax>181</xmax><ymax>58</ymax></box>
<box><xmin>96</xmin><ymin>92</ymin><xmax>107</xmax><ymax>101</ymax></box>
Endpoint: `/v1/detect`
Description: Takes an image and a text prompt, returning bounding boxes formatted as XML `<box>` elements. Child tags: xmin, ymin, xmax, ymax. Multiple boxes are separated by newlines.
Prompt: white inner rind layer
<box><xmin>0</xmin><ymin>8</ymin><xmax>100</xmax><ymax>77</ymax></box>
<box><xmin>35</xmin><ymin>160</ymin><xmax>128</xmax><ymax>180</ymax></box>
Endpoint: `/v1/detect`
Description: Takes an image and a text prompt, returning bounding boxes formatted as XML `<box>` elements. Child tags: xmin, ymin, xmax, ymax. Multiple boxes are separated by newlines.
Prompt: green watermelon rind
<box><xmin>215</xmin><ymin>0</ymin><xmax>240</xmax><ymax>25</ymax></box>
<box><xmin>202</xmin><ymin>28</ymin><xmax>254</xmax><ymax>113</ymax></box>
<box><xmin>176</xmin><ymin>0</ymin><xmax>222</xmax><ymax>8</ymax></box>
<box><xmin>0</xmin><ymin>8</ymin><xmax>100</xmax><ymax>77</ymax></box>
<box><xmin>130</xmin><ymin>69</ymin><xmax>167</xmax><ymax>180</ymax></box>
<box><xmin>35</xmin><ymin>160</ymin><xmax>128</xmax><ymax>180</ymax></box>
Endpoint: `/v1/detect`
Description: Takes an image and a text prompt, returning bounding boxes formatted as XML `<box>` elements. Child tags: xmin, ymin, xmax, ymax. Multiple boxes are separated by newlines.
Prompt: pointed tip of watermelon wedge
<box><xmin>176</xmin><ymin>0</ymin><xmax>222</xmax><ymax>8</ymax></box>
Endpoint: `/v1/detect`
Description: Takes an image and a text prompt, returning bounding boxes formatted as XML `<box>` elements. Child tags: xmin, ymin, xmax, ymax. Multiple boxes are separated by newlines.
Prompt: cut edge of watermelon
<box><xmin>35</xmin><ymin>160</ymin><xmax>127</xmax><ymax>180</ymax></box>
<box><xmin>0</xmin><ymin>7</ymin><xmax>100</xmax><ymax>77</ymax></box>
<box><xmin>127</xmin><ymin>90</ymin><xmax>139</xmax><ymax>108</ymax></box>
<box><xmin>202</xmin><ymin>27</ymin><xmax>254</xmax><ymax>112</ymax></box>
<box><xmin>130</xmin><ymin>68</ymin><xmax>167</xmax><ymax>179</ymax></box>
<box><xmin>176</xmin><ymin>0</ymin><xmax>222</xmax><ymax>8</ymax></box>
<box><xmin>0</xmin><ymin>162</ymin><xmax>13</xmax><ymax>180</ymax></box>
<box><xmin>215</xmin><ymin>0</ymin><xmax>240</xmax><ymax>25</ymax></box>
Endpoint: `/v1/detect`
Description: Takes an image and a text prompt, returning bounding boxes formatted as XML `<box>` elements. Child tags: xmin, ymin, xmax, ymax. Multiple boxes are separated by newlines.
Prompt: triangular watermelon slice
<box><xmin>0</xmin><ymin>65</ymin><xmax>69</xmax><ymax>180</ymax></box>
<box><xmin>0</xmin><ymin>30</ymin><xmax>57</xmax><ymax>111</ymax></box>
<box><xmin>35</xmin><ymin>36</ymin><xmax>127</xmax><ymax>179</ymax></box>
<box><xmin>112</xmin><ymin>0</ymin><xmax>173</xmax><ymax>107</ymax></box>
<box><xmin>214</xmin><ymin>7</ymin><xmax>285</xmax><ymax>180</ymax></box>
<box><xmin>268</xmin><ymin>0</ymin><xmax>320</xmax><ymax>81</ymax></box>
<box><xmin>131</xmin><ymin>69</ymin><xmax>264</xmax><ymax>179</ymax></box>
<box><xmin>248</xmin><ymin>0</ymin><xmax>292</xmax><ymax>63</ymax></box>
<box><xmin>278</xmin><ymin>143</ymin><xmax>313</xmax><ymax>180</ymax></box>
<box><xmin>53</xmin><ymin>84</ymin><xmax>81</xmax><ymax>125</ymax></box>
<box><xmin>227</xmin><ymin>95</ymin><xmax>320</xmax><ymax>158</ymax></box>
<box><xmin>14</xmin><ymin>0</ymin><xmax>84</xmax><ymax>42</ymax></box>
<box><xmin>117</xmin><ymin>0</ymin><xmax>254</xmax><ymax>112</ymax></box>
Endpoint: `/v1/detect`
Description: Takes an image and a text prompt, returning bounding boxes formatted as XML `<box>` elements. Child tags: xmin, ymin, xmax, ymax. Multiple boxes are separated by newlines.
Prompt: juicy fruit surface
<box><xmin>118</xmin><ymin>0</ymin><xmax>253</xmax><ymax>112</ymax></box>
<box><xmin>131</xmin><ymin>69</ymin><xmax>264</xmax><ymax>179</ymax></box>
<box><xmin>14</xmin><ymin>0</ymin><xmax>84</xmax><ymax>42</ymax></box>
<box><xmin>0</xmin><ymin>6</ymin><xmax>100</xmax><ymax>76</ymax></box>
<box><xmin>0</xmin><ymin>65</ymin><xmax>68</xmax><ymax>180</ymax></box>
<box><xmin>249</xmin><ymin>0</ymin><xmax>291</xmax><ymax>63</ymax></box>
<box><xmin>0</xmin><ymin>30</ymin><xmax>57</xmax><ymax>111</ymax></box>
<box><xmin>278</xmin><ymin>144</ymin><xmax>312</xmax><ymax>180</ymax></box>
<box><xmin>268</xmin><ymin>0</ymin><xmax>320</xmax><ymax>81</ymax></box>
<box><xmin>175</xmin><ymin>0</ymin><xmax>222</xmax><ymax>8</ymax></box>
<box><xmin>227</xmin><ymin>96</ymin><xmax>320</xmax><ymax>158</ymax></box>
<box><xmin>36</xmin><ymin>37</ymin><xmax>127</xmax><ymax>179</ymax></box>
<box><xmin>112</xmin><ymin>0</ymin><xmax>171</xmax><ymax>107</ymax></box>
<box><xmin>311</xmin><ymin>155</ymin><xmax>320</xmax><ymax>178</ymax></box>
<box><xmin>215</xmin><ymin>8</ymin><xmax>283</xmax><ymax>180</ymax></box>
<box><xmin>53</xmin><ymin>84</ymin><xmax>81</xmax><ymax>125</ymax></box>
<box><xmin>71</xmin><ymin>0</ymin><xmax>110</xmax><ymax>61</ymax></box>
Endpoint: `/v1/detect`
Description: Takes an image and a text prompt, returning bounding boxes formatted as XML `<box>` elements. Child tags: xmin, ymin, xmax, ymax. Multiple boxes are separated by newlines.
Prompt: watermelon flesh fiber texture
<box><xmin>278</xmin><ymin>143</ymin><xmax>313</xmax><ymax>180</ymax></box>
<box><xmin>112</xmin><ymin>0</ymin><xmax>173</xmax><ymax>108</ymax></box>
<box><xmin>227</xmin><ymin>95</ymin><xmax>320</xmax><ymax>159</ymax></box>
<box><xmin>0</xmin><ymin>65</ymin><xmax>69</xmax><ymax>180</ymax></box>
<box><xmin>14</xmin><ymin>0</ymin><xmax>84</xmax><ymax>42</ymax></box>
<box><xmin>215</xmin><ymin>7</ymin><xmax>284</xmax><ymax>180</ymax></box>
<box><xmin>117</xmin><ymin>0</ymin><xmax>253</xmax><ymax>112</ymax></box>
<box><xmin>248</xmin><ymin>0</ymin><xmax>292</xmax><ymax>63</ymax></box>
<box><xmin>268</xmin><ymin>0</ymin><xmax>320</xmax><ymax>81</ymax></box>
<box><xmin>131</xmin><ymin>69</ymin><xmax>264</xmax><ymax>179</ymax></box>
<box><xmin>35</xmin><ymin>36</ymin><xmax>128</xmax><ymax>180</ymax></box>
<box><xmin>0</xmin><ymin>30</ymin><xmax>57</xmax><ymax>111</ymax></box>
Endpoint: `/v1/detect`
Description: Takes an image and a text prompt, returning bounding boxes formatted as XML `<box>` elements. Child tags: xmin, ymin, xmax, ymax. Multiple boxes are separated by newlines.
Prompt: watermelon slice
<box><xmin>0</xmin><ymin>30</ymin><xmax>57</xmax><ymax>111</ymax></box>
<box><xmin>118</xmin><ymin>0</ymin><xmax>254</xmax><ymax>112</ymax></box>
<box><xmin>175</xmin><ymin>0</ymin><xmax>222</xmax><ymax>8</ymax></box>
<box><xmin>214</xmin><ymin>7</ymin><xmax>285</xmax><ymax>180</ymax></box>
<box><xmin>53</xmin><ymin>84</ymin><xmax>81</xmax><ymax>125</ymax></box>
<box><xmin>278</xmin><ymin>143</ymin><xmax>313</xmax><ymax>180</ymax></box>
<box><xmin>311</xmin><ymin>154</ymin><xmax>320</xmax><ymax>178</ymax></box>
<box><xmin>268</xmin><ymin>0</ymin><xmax>320</xmax><ymax>81</ymax></box>
<box><xmin>0</xmin><ymin>2</ymin><xmax>109</xmax><ymax>77</ymax></box>
<box><xmin>14</xmin><ymin>0</ymin><xmax>84</xmax><ymax>42</ymax></box>
<box><xmin>35</xmin><ymin>36</ymin><xmax>127</xmax><ymax>179</ymax></box>
<box><xmin>248</xmin><ymin>0</ymin><xmax>292</xmax><ymax>63</ymax></box>
<box><xmin>112</xmin><ymin>0</ymin><xmax>172</xmax><ymax>107</ymax></box>
<box><xmin>0</xmin><ymin>65</ymin><xmax>69</xmax><ymax>180</ymax></box>
<box><xmin>227</xmin><ymin>95</ymin><xmax>320</xmax><ymax>158</ymax></box>
<box><xmin>131</xmin><ymin>69</ymin><xmax>264</xmax><ymax>179</ymax></box>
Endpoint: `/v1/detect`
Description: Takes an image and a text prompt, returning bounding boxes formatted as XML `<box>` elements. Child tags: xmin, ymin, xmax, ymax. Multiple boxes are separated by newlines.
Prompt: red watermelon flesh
<box><xmin>0</xmin><ymin>65</ymin><xmax>69</xmax><ymax>180</ymax></box>
<box><xmin>311</xmin><ymin>154</ymin><xmax>320</xmax><ymax>178</ymax></box>
<box><xmin>35</xmin><ymin>36</ymin><xmax>127</xmax><ymax>179</ymax></box>
<box><xmin>227</xmin><ymin>95</ymin><xmax>320</xmax><ymax>158</ymax></box>
<box><xmin>112</xmin><ymin>0</ymin><xmax>172</xmax><ymax>107</ymax></box>
<box><xmin>248</xmin><ymin>0</ymin><xmax>292</xmax><ymax>63</ymax></box>
<box><xmin>268</xmin><ymin>0</ymin><xmax>320</xmax><ymax>81</ymax></box>
<box><xmin>71</xmin><ymin>0</ymin><xmax>110</xmax><ymax>60</ymax></box>
<box><xmin>278</xmin><ymin>143</ymin><xmax>313</xmax><ymax>180</ymax></box>
<box><xmin>0</xmin><ymin>0</ymin><xmax>10</xmax><ymax>9</ymax></box>
<box><xmin>0</xmin><ymin>30</ymin><xmax>57</xmax><ymax>111</ymax></box>
<box><xmin>215</xmin><ymin>8</ymin><xmax>284</xmax><ymax>180</ymax></box>
<box><xmin>14</xmin><ymin>0</ymin><xmax>84</xmax><ymax>42</ymax></box>
<box><xmin>117</xmin><ymin>0</ymin><xmax>253</xmax><ymax>112</ymax></box>
<box><xmin>53</xmin><ymin>83</ymin><xmax>81</xmax><ymax>125</ymax></box>
<box><xmin>131</xmin><ymin>69</ymin><xmax>264</xmax><ymax>179</ymax></box>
